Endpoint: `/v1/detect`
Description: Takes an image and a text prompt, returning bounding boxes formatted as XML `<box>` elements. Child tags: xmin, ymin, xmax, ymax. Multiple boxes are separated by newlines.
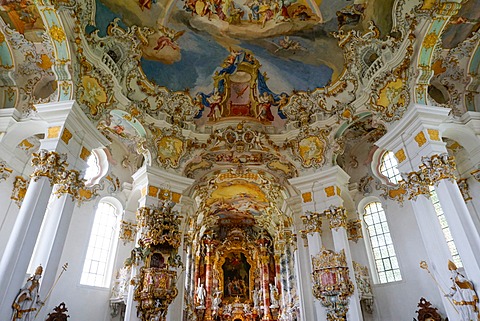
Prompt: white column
<box><xmin>435</xmin><ymin>180</ymin><xmax>480</xmax><ymax>287</ymax></box>
<box><xmin>124</xmin><ymin>165</ymin><xmax>194</xmax><ymax>321</ymax></box>
<box><xmin>375</xmin><ymin>103</ymin><xmax>478</xmax><ymax>320</ymax></box>
<box><xmin>287</xmin><ymin>196</ymin><xmax>319</xmax><ymax>321</ymax></box>
<box><xmin>409</xmin><ymin>195</ymin><xmax>459</xmax><ymax>320</ymax></box>
<box><xmin>0</xmin><ymin>177</ymin><xmax>53</xmax><ymax>319</ymax></box>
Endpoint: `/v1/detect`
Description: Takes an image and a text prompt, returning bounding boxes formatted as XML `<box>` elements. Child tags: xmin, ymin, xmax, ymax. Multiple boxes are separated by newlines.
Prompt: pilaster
<box><xmin>376</xmin><ymin>104</ymin><xmax>480</xmax><ymax>320</ymax></box>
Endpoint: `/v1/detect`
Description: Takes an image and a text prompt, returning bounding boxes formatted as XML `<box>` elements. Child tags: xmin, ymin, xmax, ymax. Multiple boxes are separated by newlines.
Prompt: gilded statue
<box><xmin>445</xmin><ymin>260</ymin><xmax>480</xmax><ymax>321</ymax></box>
<box><xmin>11</xmin><ymin>266</ymin><xmax>44</xmax><ymax>321</ymax></box>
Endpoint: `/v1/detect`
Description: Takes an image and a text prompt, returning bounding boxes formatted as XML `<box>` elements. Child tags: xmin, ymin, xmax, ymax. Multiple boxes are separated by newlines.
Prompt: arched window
<box><xmin>363</xmin><ymin>201</ymin><xmax>402</xmax><ymax>284</ymax></box>
<box><xmin>80</xmin><ymin>198</ymin><xmax>121</xmax><ymax>287</ymax></box>
<box><xmin>379</xmin><ymin>151</ymin><xmax>402</xmax><ymax>184</ymax></box>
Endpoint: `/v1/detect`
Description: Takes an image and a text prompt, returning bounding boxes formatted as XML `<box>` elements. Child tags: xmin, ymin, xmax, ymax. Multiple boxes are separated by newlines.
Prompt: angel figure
<box><xmin>154</xmin><ymin>27</ymin><xmax>185</xmax><ymax>51</ymax></box>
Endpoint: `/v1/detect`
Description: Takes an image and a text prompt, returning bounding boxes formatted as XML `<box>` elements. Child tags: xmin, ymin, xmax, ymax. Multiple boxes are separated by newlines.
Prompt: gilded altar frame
<box><xmin>214</xmin><ymin>248</ymin><xmax>257</xmax><ymax>303</ymax></box>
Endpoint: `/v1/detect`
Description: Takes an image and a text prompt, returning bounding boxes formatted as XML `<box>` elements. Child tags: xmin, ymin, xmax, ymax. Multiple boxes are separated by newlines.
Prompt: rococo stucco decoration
<box><xmin>0</xmin><ymin>0</ymin><xmax>479</xmax><ymax>321</ymax></box>
<box><xmin>312</xmin><ymin>247</ymin><xmax>354</xmax><ymax>321</ymax></box>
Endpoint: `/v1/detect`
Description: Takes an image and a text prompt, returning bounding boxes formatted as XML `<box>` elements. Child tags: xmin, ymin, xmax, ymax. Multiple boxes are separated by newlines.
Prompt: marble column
<box><xmin>258</xmin><ymin>237</ymin><xmax>273</xmax><ymax>321</ymax></box>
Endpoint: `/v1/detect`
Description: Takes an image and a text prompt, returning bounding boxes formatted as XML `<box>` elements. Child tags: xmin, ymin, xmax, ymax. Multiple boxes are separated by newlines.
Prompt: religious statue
<box><xmin>445</xmin><ymin>260</ymin><xmax>480</xmax><ymax>321</ymax></box>
<box><xmin>196</xmin><ymin>281</ymin><xmax>207</xmax><ymax>308</ymax></box>
<box><xmin>252</xmin><ymin>288</ymin><xmax>262</xmax><ymax>309</ymax></box>
<box><xmin>212</xmin><ymin>291</ymin><xmax>222</xmax><ymax>315</ymax></box>
<box><xmin>269</xmin><ymin>283</ymin><xmax>279</xmax><ymax>308</ymax></box>
<box><xmin>11</xmin><ymin>265</ymin><xmax>44</xmax><ymax>321</ymax></box>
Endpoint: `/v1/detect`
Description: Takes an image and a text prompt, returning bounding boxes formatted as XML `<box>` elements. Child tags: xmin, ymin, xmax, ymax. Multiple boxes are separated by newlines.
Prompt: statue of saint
<box><xmin>445</xmin><ymin>260</ymin><xmax>480</xmax><ymax>321</ymax></box>
<box><xmin>269</xmin><ymin>283</ymin><xmax>279</xmax><ymax>308</ymax></box>
<box><xmin>12</xmin><ymin>265</ymin><xmax>44</xmax><ymax>321</ymax></box>
<box><xmin>196</xmin><ymin>281</ymin><xmax>206</xmax><ymax>308</ymax></box>
<box><xmin>212</xmin><ymin>291</ymin><xmax>222</xmax><ymax>315</ymax></box>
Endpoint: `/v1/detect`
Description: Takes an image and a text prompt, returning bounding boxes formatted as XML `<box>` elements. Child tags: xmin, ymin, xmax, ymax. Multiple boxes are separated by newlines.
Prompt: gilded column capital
<box><xmin>325</xmin><ymin>206</ymin><xmax>347</xmax><ymax>231</ymax></box>
<box><xmin>347</xmin><ymin>219</ymin><xmax>363</xmax><ymax>243</ymax></box>
<box><xmin>53</xmin><ymin>169</ymin><xmax>86</xmax><ymax>200</ymax></box>
<box><xmin>0</xmin><ymin>160</ymin><xmax>13</xmax><ymax>181</ymax></box>
<box><xmin>119</xmin><ymin>220</ymin><xmax>137</xmax><ymax>245</ymax></box>
<box><xmin>399</xmin><ymin>171</ymin><xmax>430</xmax><ymax>200</ymax></box>
<box><xmin>30</xmin><ymin>150</ymin><xmax>68</xmax><ymax>183</ymax></box>
<box><xmin>399</xmin><ymin>153</ymin><xmax>456</xmax><ymax>200</ymax></box>
<box><xmin>419</xmin><ymin>153</ymin><xmax>457</xmax><ymax>184</ymax></box>
<box><xmin>301</xmin><ymin>211</ymin><xmax>322</xmax><ymax>235</ymax></box>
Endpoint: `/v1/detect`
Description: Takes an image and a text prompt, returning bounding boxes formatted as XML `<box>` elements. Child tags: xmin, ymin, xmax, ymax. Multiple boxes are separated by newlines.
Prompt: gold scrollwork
<box><xmin>53</xmin><ymin>169</ymin><xmax>86</xmax><ymax>200</ymax></box>
<box><xmin>11</xmin><ymin>176</ymin><xmax>29</xmax><ymax>207</ymax></box>
<box><xmin>49</xmin><ymin>24</ymin><xmax>66</xmax><ymax>43</ymax></box>
<box><xmin>120</xmin><ymin>220</ymin><xmax>137</xmax><ymax>244</ymax></box>
<box><xmin>30</xmin><ymin>150</ymin><xmax>68</xmax><ymax>183</ymax></box>
<box><xmin>324</xmin><ymin>206</ymin><xmax>347</xmax><ymax>231</ymax></box>
<box><xmin>347</xmin><ymin>220</ymin><xmax>362</xmax><ymax>243</ymax></box>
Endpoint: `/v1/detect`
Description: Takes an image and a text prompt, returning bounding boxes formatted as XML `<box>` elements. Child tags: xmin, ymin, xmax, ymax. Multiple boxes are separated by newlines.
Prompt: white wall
<box><xmin>39</xmin><ymin>199</ymin><xmax>113</xmax><ymax>321</ymax></box>
<box><xmin>363</xmin><ymin>196</ymin><xmax>445</xmax><ymax>321</ymax></box>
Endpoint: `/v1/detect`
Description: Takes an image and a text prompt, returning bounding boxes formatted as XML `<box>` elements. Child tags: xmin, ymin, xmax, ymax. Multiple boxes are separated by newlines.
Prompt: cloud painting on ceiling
<box><xmin>94</xmin><ymin>0</ymin><xmax>393</xmax><ymax>94</ymax></box>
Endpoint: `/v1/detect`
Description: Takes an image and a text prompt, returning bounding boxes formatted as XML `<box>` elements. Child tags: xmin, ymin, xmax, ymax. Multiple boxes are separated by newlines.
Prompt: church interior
<box><xmin>0</xmin><ymin>0</ymin><xmax>480</xmax><ymax>320</ymax></box>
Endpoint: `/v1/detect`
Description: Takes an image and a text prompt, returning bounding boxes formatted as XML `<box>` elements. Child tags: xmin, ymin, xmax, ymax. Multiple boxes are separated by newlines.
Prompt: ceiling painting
<box><xmin>93</xmin><ymin>0</ymin><xmax>394</xmax><ymax>95</ymax></box>
<box><xmin>441</xmin><ymin>0</ymin><xmax>480</xmax><ymax>49</ymax></box>
<box><xmin>0</xmin><ymin>0</ymin><xmax>46</xmax><ymax>42</ymax></box>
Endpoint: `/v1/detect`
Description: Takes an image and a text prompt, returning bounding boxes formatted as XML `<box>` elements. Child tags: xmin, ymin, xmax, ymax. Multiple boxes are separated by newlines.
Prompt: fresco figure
<box><xmin>257</xmin><ymin>91</ymin><xmax>274</xmax><ymax>122</ymax></box>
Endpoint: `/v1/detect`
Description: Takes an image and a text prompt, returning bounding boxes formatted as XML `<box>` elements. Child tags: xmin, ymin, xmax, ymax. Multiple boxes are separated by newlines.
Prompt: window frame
<box><xmin>371</xmin><ymin>149</ymin><xmax>402</xmax><ymax>186</ymax></box>
<box><xmin>359</xmin><ymin>197</ymin><xmax>402</xmax><ymax>285</ymax></box>
<box><xmin>80</xmin><ymin>197</ymin><xmax>122</xmax><ymax>288</ymax></box>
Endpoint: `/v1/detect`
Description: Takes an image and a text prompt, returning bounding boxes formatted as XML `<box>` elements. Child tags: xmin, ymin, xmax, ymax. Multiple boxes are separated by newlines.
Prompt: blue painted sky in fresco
<box><xmin>95</xmin><ymin>0</ymin><xmax>334</xmax><ymax>94</ymax></box>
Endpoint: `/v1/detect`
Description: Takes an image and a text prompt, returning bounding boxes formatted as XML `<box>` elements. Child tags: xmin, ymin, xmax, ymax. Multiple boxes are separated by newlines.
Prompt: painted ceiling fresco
<box><xmin>93</xmin><ymin>0</ymin><xmax>394</xmax><ymax>95</ymax></box>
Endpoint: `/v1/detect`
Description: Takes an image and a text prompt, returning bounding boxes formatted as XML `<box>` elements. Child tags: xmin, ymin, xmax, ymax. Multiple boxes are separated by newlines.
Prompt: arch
<box><xmin>1</xmin><ymin>118</ymin><xmax>49</xmax><ymax>153</ymax></box>
<box><xmin>414</xmin><ymin>1</ymin><xmax>463</xmax><ymax>105</ymax></box>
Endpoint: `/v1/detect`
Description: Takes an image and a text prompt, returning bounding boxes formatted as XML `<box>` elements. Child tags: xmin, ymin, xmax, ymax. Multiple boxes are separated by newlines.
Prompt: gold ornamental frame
<box><xmin>214</xmin><ymin>247</ymin><xmax>257</xmax><ymax>303</ymax></box>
